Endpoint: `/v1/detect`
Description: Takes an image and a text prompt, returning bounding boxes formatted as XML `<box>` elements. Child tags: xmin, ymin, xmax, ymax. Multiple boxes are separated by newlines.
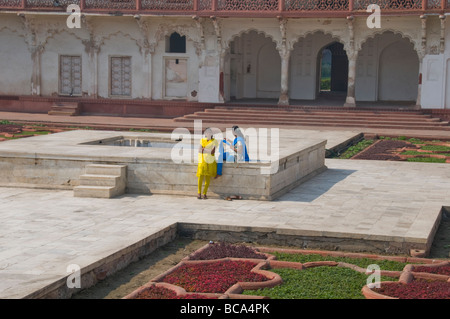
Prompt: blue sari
<box><xmin>216</xmin><ymin>137</ymin><xmax>249</xmax><ymax>175</ymax></box>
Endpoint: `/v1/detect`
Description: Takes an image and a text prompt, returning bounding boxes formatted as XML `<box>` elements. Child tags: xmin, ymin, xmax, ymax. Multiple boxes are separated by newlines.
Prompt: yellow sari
<box><xmin>196</xmin><ymin>138</ymin><xmax>218</xmax><ymax>177</ymax></box>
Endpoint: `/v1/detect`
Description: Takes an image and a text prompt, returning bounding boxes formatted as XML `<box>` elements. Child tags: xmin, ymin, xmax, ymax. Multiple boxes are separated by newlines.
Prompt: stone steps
<box><xmin>203</xmin><ymin>109</ymin><xmax>437</xmax><ymax>120</ymax></box>
<box><xmin>48</xmin><ymin>102</ymin><xmax>81</xmax><ymax>116</ymax></box>
<box><xmin>174</xmin><ymin>107</ymin><xmax>450</xmax><ymax>131</ymax></box>
<box><xmin>183</xmin><ymin>113</ymin><xmax>443</xmax><ymax>125</ymax></box>
<box><xmin>74</xmin><ymin>164</ymin><xmax>127</xmax><ymax>198</ymax></box>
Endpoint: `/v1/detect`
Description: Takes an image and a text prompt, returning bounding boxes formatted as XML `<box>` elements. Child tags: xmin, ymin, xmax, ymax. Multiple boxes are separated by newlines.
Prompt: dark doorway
<box><xmin>319</xmin><ymin>42</ymin><xmax>348</xmax><ymax>93</ymax></box>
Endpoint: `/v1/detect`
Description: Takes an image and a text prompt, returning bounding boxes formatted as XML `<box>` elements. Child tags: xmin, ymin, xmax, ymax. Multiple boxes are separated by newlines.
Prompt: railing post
<box><xmin>80</xmin><ymin>0</ymin><xmax>85</xmax><ymax>10</ymax></box>
<box><xmin>136</xmin><ymin>0</ymin><xmax>141</xmax><ymax>11</ymax></box>
<box><xmin>349</xmin><ymin>0</ymin><xmax>354</xmax><ymax>12</ymax></box>
<box><xmin>21</xmin><ymin>0</ymin><xmax>26</xmax><ymax>9</ymax></box>
<box><xmin>442</xmin><ymin>0</ymin><xmax>446</xmax><ymax>10</ymax></box>
<box><xmin>422</xmin><ymin>0</ymin><xmax>428</xmax><ymax>10</ymax></box>
<box><xmin>212</xmin><ymin>0</ymin><xmax>218</xmax><ymax>11</ymax></box>
<box><xmin>279</xmin><ymin>0</ymin><xmax>285</xmax><ymax>12</ymax></box>
<box><xmin>194</xmin><ymin>0</ymin><xmax>199</xmax><ymax>11</ymax></box>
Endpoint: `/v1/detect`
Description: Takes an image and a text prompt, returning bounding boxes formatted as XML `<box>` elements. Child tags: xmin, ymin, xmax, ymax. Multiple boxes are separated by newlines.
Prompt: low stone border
<box><xmin>122</xmin><ymin>281</ymin><xmax>227</xmax><ymax>299</ymax></box>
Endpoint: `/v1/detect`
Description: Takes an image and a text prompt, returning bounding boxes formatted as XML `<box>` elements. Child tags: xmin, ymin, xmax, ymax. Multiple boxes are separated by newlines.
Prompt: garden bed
<box><xmin>0</xmin><ymin>120</ymin><xmax>62</xmax><ymax>141</ymax></box>
<box><xmin>362</xmin><ymin>260</ymin><xmax>450</xmax><ymax>299</ymax></box>
<box><xmin>336</xmin><ymin>136</ymin><xmax>450</xmax><ymax>163</ymax></box>
<box><xmin>123</xmin><ymin>242</ymin><xmax>450</xmax><ymax>299</ymax></box>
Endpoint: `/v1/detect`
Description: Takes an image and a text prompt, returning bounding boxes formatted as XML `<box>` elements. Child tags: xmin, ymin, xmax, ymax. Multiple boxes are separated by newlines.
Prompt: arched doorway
<box><xmin>290</xmin><ymin>32</ymin><xmax>348</xmax><ymax>104</ymax></box>
<box><xmin>317</xmin><ymin>42</ymin><xmax>348</xmax><ymax>94</ymax></box>
<box><xmin>356</xmin><ymin>32</ymin><xmax>419</xmax><ymax>103</ymax></box>
<box><xmin>226</xmin><ymin>30</ymin><xmax>281</xmax><ymax>102</ymax></box>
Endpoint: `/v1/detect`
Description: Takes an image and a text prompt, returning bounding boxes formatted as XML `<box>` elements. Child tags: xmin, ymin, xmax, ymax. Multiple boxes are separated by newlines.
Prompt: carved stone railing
<box><xmin>0</xmin><ymin>0</ymin><xmax>447</xmax><ymax>16</ymax></box>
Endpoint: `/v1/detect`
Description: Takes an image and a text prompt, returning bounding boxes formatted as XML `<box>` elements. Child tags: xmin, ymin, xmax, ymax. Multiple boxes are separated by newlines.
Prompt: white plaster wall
<box><xmin>40</xmin><ymin>31</ymin><xmax>90</xmax><ymax>97</ymax></box>
<box><xmin>198</xmin><ymin>26</ymin><xmax>221</xmax><ymax>103</ymax></box>
<box><xmin>419</xmin><ymin>54</ymin><xmax>444</xmax><ymax>109</ymax></box>
<box><xmin>257</xmin><ymin>41</ymin><xmax>281</xmax><ymax>98</ymax></box>
<box><xmin>0</xmin><ymin>28</ymin><xmax>32</xmax><ymax>95</ymax></box>
<box><xmin>97</xmin><ymin>33</ymin><xmax>146</xmax><ymax>99</ymax></box>
<box><xmin>152</xmin><ymin>37</ymin><xmax>199</xmax><ymax>101</ymax></box>
<box><xmin>378</xmin><ymin>39</ymin><xmax>419</xmax><ymax>101</ymax></box>
<box><xmin>355</xmin><ymin>37</ymin><xmax>378</xmax><ymax>101</ymax></box>
<box><xmin>440</xmin><ymin>17</ymin><xmax>450</xmax><ymax>109</ymax></box>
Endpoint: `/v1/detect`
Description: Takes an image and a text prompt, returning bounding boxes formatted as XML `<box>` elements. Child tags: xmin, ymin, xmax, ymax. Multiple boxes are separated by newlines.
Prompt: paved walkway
<box><xmin>1</xmin><ymin>111</ymin><xmax>450</xmax><ymax>299</ymax></box>
<box><xmin>0</xmin><ymin>158</ymin><xmax>449</xmax><ymax>298</ymax></box>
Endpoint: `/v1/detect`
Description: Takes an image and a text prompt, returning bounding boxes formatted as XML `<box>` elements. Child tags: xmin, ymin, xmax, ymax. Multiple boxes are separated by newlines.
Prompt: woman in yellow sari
<box><xmin>197</xmin><ymin>128</ymin><xmax>218</xmax><ymax>199</ymax></box>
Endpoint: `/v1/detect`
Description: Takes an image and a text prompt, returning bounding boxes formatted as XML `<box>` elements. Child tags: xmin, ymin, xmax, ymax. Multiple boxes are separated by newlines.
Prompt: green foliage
<box><xmin>243</xmin><ymin>266</ymin><xmax>396</xmax><ymax>299</ymax></box>
<box><xmin>338</xmin><ymin>139</ymin><xmax>374</xmax><ymax>159</ymax></box>
<box><xmin>272</xmin><ymin>252</ymin><xmax>408</xmax><ymax>271</ymax></box>
<box><xmin>420</xmin><ymin>145</ymin><xmax>450</xmax><ymax>152</ymax></box>
<box><xmin>408</xmin><ymin>137</ymin><xmax>425</xmax><ymax>144</ymax></box>
<box><xmin>401</xmin><ymin>151</ymin><xmax>429</xmax><ymax>156</ymax></box>
<box><xmin>320</xmin><ymin>78</ymin><xmax>331</xmax><ymax>91</ymax></box>
<box><xmin>406</xmin><ymin>157</ymin><xmax>446</xmax><ymax>163</ymax></box>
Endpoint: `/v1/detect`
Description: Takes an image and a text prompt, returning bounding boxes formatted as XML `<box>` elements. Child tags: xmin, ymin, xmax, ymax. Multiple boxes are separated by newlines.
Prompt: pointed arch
<box><xmin>224</xmin><ymin>28</ymin><xmax>280</xmax><ymax>53</ymax></box>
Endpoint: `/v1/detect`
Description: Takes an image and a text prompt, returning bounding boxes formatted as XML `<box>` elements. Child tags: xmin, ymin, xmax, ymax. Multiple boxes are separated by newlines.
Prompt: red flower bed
<box><xmin>162</xmin><ymin>260</ymin><xmax>268</xmax><ymax>293</ymax></box>
<box><xmin>413</xmin><ymin>265</ymin><xmax>450</xmax><ymax>276</ymax></box>
<box><xmin>373</xmin><ymin>280</ymin><xmax>450</xmax><ymax>299</ymax></box>
<box><xmin>133</xmin><ymin>285</ymin><xmax>217</xmax><ymax>299</ymax></box>
<box><xmin>188</xmin><ymin>242</ymin><xmax>267</xmax><ymax>260</ymax></box>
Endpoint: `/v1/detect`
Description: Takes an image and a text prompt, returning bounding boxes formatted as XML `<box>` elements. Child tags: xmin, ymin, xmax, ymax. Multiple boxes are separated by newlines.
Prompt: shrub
<box><xmin>373</xmin><ymin>280</ymin><xmax>450</xmax><ymax>299</ymax></box>
<box><xmin>162</xmin><ymin>260</ymin><xmax>268</xmax><ymax>293</ymax></box>
<box><xmin>133</xmin><ymin>285</ymin><xmax>217</xmax><ymax>299</ymax></box>
<box><xmin>189</xmin><ymin>242</ymin><xmax>267</xmax><ymax>260</ymax></box>
<box><xmin>413</xmin><ymin>265</ymin><xmax>450</xmax><ymax>276</ymax></box>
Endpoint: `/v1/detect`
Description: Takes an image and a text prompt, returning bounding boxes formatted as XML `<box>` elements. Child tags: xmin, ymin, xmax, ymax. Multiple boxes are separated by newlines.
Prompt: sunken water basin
<box><xmin>0</xmin><ymin>130</ymin><xmax>327</xmax><ymax>200</ymax></box>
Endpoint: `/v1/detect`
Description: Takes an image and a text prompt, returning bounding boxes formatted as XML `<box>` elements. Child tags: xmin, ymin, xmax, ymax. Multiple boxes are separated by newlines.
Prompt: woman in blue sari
<box><xmin>215</xmin><ymin>125</ymin><xmax>249</xmax><ymax>178</ymax></box>
<box><xmin>230</xmin><ymin>125</ymin><xmax>249</xmax><ymax>163</ymax></box>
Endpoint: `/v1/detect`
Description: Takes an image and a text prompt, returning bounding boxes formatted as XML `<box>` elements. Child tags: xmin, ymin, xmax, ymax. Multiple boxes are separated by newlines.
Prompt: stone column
<box><xmin>344</xmin><ymin>52</ymin><xmax>357</xmax><ymax>107</ymax></box>
<box><xmin>416</xmin><ymin>57</ymin><xmax>424</xmax><ymax>109</ymax></box>
<box><xmin>278</xmin><ymin>47</ymin><xmax>290</xmax><ymax>106</ymax></box>
<box><xmin>82</xmin><ymin>38</ymin><xmax>100</xmax><ymax>98</ymax></box>
<box><xmin>440</xmin><ymin>14</ymin><xmax>446</xmax><ymax>54</ymax></box>
<box><xmin>30</xmin><ymin>44</ymin><xmax>43</xmax><ymax>96</ymax></box>
<box><xmin>416</xmin><ymin>15</ymin><xmax>428</xmax><ymax>109</ymax></box>
<box><xmin>278</xmin><ymin>18</ymin><xmax>290</xmax><ymax>106</ymax></box>
<box><xmin>19</xmin><ymin>15</ymin><xmax>42</xmax><ymax>96</ymax></box>
<box><xmin>344</xmin><ymin>16</ymin><xmax>356</xmax><ymax>107</ymax></box>
<box><xmin>212</xmin><ymin>17</ymin><xmax>225</xmax><ymax>103</ymax></box>
<box><xmin>135</xmin><ymin>16</ymin><xmax>154</xmax><ymax>100</ymax></box>
<box><xmin>83</xmin><ymin>17</ymin><xmax>100</xmax><ymax>98</ymax></box>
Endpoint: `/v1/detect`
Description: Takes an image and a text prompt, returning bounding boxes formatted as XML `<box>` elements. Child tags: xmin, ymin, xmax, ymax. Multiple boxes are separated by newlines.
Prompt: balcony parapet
<box><xmin>0</xmin><ymin>0</ymin><xmax>448</xmax><ymax>17</ymax></box>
